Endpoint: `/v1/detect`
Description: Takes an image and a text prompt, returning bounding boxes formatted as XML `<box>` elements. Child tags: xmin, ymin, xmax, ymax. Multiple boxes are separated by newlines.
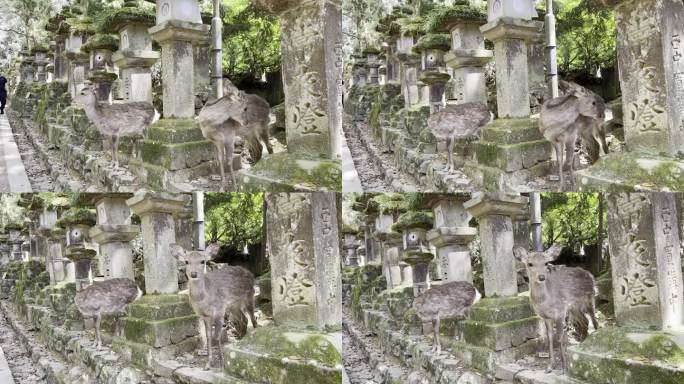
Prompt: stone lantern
<box><xmin>393</xmin><ymin>210</ymin><xmax>435</xmax><ymax>296</ymax></box>
<box><xmin>0</xmin><ymin>235</ymin><xmax>9</xmax><ymax>265</ymax></box>
<box><xmin>395</xmin><ymin>22</ymin><xmax>423</xmax><ymax>107</ymax></box>
<box><xmin>352</xmin><ymin>57</ymin><xmax>368</xmax><ymax>87</ymax></box>
<box><xmin>32</xmin><ymin>45</ymin><xmax>51</xmax><ymax>82</ymax></box>
<box><xmin>363</xmin><ymin>47</ymin><xmax>382</xmax><ymax>85</ymax></box>
<box><xmin>106</xmin><ymin>0</ymin><xmax>158</xmax><ymax>102</ymax></box>
<box><xmin>57</xmin><ymin>207</ymin><xmax>97</xmax><ymax>290</ymax></box>
<box><xmin>6</xmin><ymin>223</ymin><xmax>25</xmax><ymax>261</ymax></box>
<box><xmin>426</xmin><ymin>2</ymin><xmax>491</xmax><ymax>104</ymax></box>
<box><xmin>415</xmin><ymin>33</ymin><xmax>452</xmax><ymax>113</ymax></box>
<box><xmin>64</xmin><ymin>18</ymin><xmax>94</xmax><ymax>98</ymax></box>
<box><xmin>44</xmin><ymin>10</ymin><xmax>71</xmax><ymax>82</ymax></box>
<box><xmin>19</xmin><ymin>51</ymin><xmax>35</xmax><ymax>84</ymax></box>
<box><xmin>82</xmin><ymin>34</ymin><xmax>120</xmax><ymax>101</ymax></box>
<box><xmin>342</xmin><ymin>226</ymin><xmax>359</xmax><ymax>267</ymax></box>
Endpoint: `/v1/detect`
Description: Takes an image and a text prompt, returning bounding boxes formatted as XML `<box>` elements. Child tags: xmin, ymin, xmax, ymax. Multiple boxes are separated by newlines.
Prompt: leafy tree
<box><xmin>541</xmin><ymin>192</ymin><xmax>605</xmax><ymax>252</ymax></box>
<box><xmin>204</xmin><ymin>193</ymin><xmax>264</xmax><ymax>250</ymax></box>
<box><xmin>554</xmin><ymin>0</ymin><xmax>616</xmax><ymax>77</ymax></box>
<box><xmin>210</xmin><ymin>0</ymin><xmax>280</xmax><ymax>81</ymax></box>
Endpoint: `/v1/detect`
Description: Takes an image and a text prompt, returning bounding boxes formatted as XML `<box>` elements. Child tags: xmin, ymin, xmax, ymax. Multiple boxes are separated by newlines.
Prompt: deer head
<box><xmin>171</xmin><ymin>243</ymin><xmax>221</xmax><ymax>281</ymax></box>
<box><xmin>513</xmin><ymin>244</ymin><xmax>563</xmax><ymax>284</ymax></box>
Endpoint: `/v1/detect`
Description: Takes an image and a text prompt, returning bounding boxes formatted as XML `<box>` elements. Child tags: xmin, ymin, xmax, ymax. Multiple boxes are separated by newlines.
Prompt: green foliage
<box><xmin>555</xmin><ymin>0</ymin><xmax>616</xmax><ymax>76</ymax></box>
<box><xmin>218</xmin><ymin>0</ymin><xmax>280</xmax><ymax>81</ymax></box>
<box><xmin>204</xmin><ymin>193</ymin><xmax>264</xmax><ymax>250</ymax></box>
<box><xmin>541</xmin><ymin>193</ymin><xmax>605</xmax><ymax>252</ymax></box>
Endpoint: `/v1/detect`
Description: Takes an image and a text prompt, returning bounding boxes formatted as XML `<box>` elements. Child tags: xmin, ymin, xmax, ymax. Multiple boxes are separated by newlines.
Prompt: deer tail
<box><xmin>568</xmin><ymin>306</ymin><xmax>590</xmax><ymax>341</ymax></box>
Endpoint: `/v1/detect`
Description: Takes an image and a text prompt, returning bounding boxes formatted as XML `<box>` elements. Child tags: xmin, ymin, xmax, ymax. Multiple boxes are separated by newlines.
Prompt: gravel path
<box><xmin>9</xmin><ymin>117</ymin><xmax>57</xmax><ymax>191</ymax></box>
<box><xmin>343</xmin><ymin>314</ymin><xmax>380</xmax><ymax>384</ymax></box>
<box><xmin>343</xmin><ymin>120</ymin><xmax>390</xmax><ymax>192</ymax></box>
<box><xmin>0</xmin><ymin>305</ymin><xmax>47</xmax><ymax>384</ymax></box>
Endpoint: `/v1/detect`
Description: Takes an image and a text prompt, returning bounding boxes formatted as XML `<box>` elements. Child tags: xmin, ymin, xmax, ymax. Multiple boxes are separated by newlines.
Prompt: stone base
<box><xmin>465</xmin><ymin>118</ymin><xmax>552</xmax><ymax>192</ymax></box>
<box><xmin>240</xmin><ymin>152</ymin><xmax>341</xmax><ymax>192</ymax></box>
<box><xmin>576</xmin><ymin>152</ymin><xmax>684</xmax><ymax>191</ymax></box>
<box><xmin>567</xmin><ymin>327</ymin><xmax>684</xmax><ymax>384</ymax></box>
<box><xmin>223</xmin><ymin>326</ymin><xmax>343</xmax><ymax>384</ymax></box>
<box><xmin>113</xmin><ymin>294</ymin><xmax>199</xmax><ymax>369</ymax></box>
<box><xmin>448</xmin><ymin>296</ymin><xmax>542</xmax><ymax>371</ymax></box>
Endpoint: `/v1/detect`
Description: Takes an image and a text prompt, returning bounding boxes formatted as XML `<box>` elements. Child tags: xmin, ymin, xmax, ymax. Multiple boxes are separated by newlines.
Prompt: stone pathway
<box><xmin>0</xmin><ymin>302</ymin><xmax>46</xmax><ymax>383</ymax></box>
<box><xmin>0</xmin><ymin>114</ymin><xmax>32</xmax><ymax>192</ymax></box>
<box><xmin>342</xmin><ymin>132</ymin><xmax>363</xmax><ymax>192</ymax></box>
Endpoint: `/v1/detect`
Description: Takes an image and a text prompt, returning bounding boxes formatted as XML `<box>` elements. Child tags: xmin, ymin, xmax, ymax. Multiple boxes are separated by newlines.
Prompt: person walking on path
<box><xmin>0</xmin><ymin>75</ymin><xmax>7</xmax><ymax>115</ymax></box>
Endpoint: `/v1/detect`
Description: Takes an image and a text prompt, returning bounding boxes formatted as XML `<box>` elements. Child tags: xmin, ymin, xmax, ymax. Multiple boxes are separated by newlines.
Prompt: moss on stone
<box><xmin>392</xmin><ymin>210</ymin><xmax>433</xmax><ymax>231</ymax></box>
<box><xmin>82</xmin><ymin>33</ymin><xmax>119</xmax><ymax>52</ymax></box>
<box><xmin>425</xmin><ymin>4</ymin><xmax>487</xmax><ymax>33</ymax></box>
<box><xmin>362</xmin><ymin>46</ymin><xmax>382</xmax><ymax>56</ymax></box>
<box><xmin>579</xmin><ymin>153</ymin><xmax>684</xmax><ymax>192</ymax></box>
<box><xmin>395</xmin><ymin>16</ymin><xmax>426</xmax><ymax>35</ymax></box>
<box><xmin>97</xmin><ymin>5</ymin><xmax>156</xmax><ymax>32</ymax></box>
<box><xmin>55</xmin><ymin>207</ymin><xmax>96</xmax><ymax>228</ymax></box>
<box><xmin>414</xmin><ymin>33</ymin><xmax>451</xmax><ymax>52</ymax></box>
<box><xmin>241</xmin><ymin>153</ymin><xmax>341</xmax><ymax>192</ymax></box>
<box><xmin>371</xmin><ymin>193</ymin><xmax>409</xmax><ymax>214</ymax></box>
<box><xmin>88</xmin><ymin>70</ymin><xmax>118</xmax><ymax>83</ymax></box>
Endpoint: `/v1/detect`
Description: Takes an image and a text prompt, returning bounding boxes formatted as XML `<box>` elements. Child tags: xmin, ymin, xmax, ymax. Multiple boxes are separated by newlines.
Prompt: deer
<box><xmin>197</xmin><ymin>81</ymin><xmax>271</xmax><ymax>191</ymax></box>
<box><xmin>72</xmin><ymin>82</ymin><xmax>158</xmax><ymax>168</ymax></box>
<box><xmin>428</xmin><ymin>102</ymin><xmax>492</xmax><ymax>172</ymax></box>
<box><xmin>513</xmin><ymin>244</ymin><xmax>599</xmax><ymax>372</ymax></box>
<box><xmin>74</xmin><ymin>278</ymin><xmax>141</xmax><ymax>349</ymax></box>
<box><xmin>170</xmin><ymin>243</ymin><xmax>257</xmax><ymax>370</ymax></box>
<box><xmin>413</xmin><ymin>280</ymin><xmax>482</xmax><ymax>354</ymax></box>
<box><xmin>539</xmin><ymin>89</ymin><xmax>606</xmax><ymax>190</ymax></box>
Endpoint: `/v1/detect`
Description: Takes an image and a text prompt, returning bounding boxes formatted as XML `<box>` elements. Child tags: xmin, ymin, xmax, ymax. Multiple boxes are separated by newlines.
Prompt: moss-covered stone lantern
<box><xmin>45</xmin><ymin>10</ymin><xmax>72</xmax><ymax>81</ymax></box>
<box><xmin>425</xmin><ymin>1</ymin><xmax>491</xmax><ymax>104</ymax></box>
<box><xmin>31</xmin><ymin>45</ymin><xmax>51</xmax><ymax>82</ymax></box>
<box><xmin>362</xmin><ymin>47</ymin><xmax>382</xmax><ymax>85</ymax></box>
<box><xmin>393</xmin><ymin>210</ymin><xmax>435</xmax><ymax>296</ymax></box>
<box><xmin>414</xmin><ymin>32</ymin><xmax>452</xmax><ymax>113</ymax></box>
<box><xmin>82</xmin><ymin>33</ymin><xmax>120</xmax><ymax>101</ymax></box>
<box><xmin>57</xmin><ymin>206</ymin><xmax>97</xmax><ymax>290</ymax></box>
<box><xmin>395</xmin><ymin>15</ymin><xmax>425</xmax><ymax>108</ymax></box>
<box><xmin>65</xmin><ymin>16</ymin><xmax>96</xmax><ymax>98</ymax></box>
<box><xmin>101</xmin><ymin>0</ymin><xmax>158</xmax><ymax>102</ymax></box>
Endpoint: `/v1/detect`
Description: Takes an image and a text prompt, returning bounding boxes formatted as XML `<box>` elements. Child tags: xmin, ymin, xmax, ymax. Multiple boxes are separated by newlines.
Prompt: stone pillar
<box><xmin>33</xmin><ymin>49</ymin><xmax>50</xmax><ymax>82</ymax></box>
<box><xmin>47</xmin><ymin>227</ymin><xmax>66</xmax><ymax>285</ymax></box>
<box><xmin>241</xmin><ymin>0</ymin><xmax>343</xmax><ymax>191</ymax></box>
<box><xmin>19</xmin><ymin>53</ymin><xmax>35</xmax><ymax>84</ymax></box>
<box><xmin>53</xmin><ymin>35</ymin><xmax>69</xmax><ymax>81</ymax></box>
<box><xmin>374</xmin><ymin>212</ymin><xmax>402</xmax><ymax>288</ymax></box>
<box><xmin>8</xmin><ymin>229</ymin><xmax>24</xmax><ymax>261</ymax></box>
<box><xmin>223</xmin><ymin>192</ymin><xmax>342</xmax><ymax>383</ymax></box>
<box><xmin>397</xmin><ymin>34</ymin><xmax>421</xmax><ymax>107</ymax></box>
<box><xmin>193</xmin><ymin>30</ymin><xmax>212</xmax><ymax>105</ymax></box>
<box><xmin>364</xmin><ymin>49</ymin><xmax>381</xmax><ymax>85</ymax></box>
<box><xmin>363</xmin><ymin>214</ymin><xmax>379</xmax><ymax>264</ymax></box>
<box><xmin>481</xmin><ymin>1</ymin><xmax>541</xmax><ymax>118</ymax></box>
<box><xmin>110</xmin><ymin>6</ymin><xmax>159</xmax><ymax>102</ymax></box>
<box><xmin>0</xmin><ymin>237</ymin><xmax>8</xmax><ymax>265</ymax></box>
<box><xmin>127</xmin><ymin>192</ymin><xmax>189</xmax><ymax>294</ymax></box>
<box><xmin>84</xmin><ymin>34</ymin><xmax>119</xmax><ymax>102</ymax></box>
<box><xmin>465</xmin><ymin>193</ymin><xmax>527</xmax><ymax>296</ymax></box>
<box><xmin>464</xmin><ymin>1</ymin><xmax>551</xmax><ymax>192</ymax></box>
<box><xmin>568</xmin><ymin>192</ymin><xmax>684</xmax><ymax>383</ymax></box>
<box><xmin>90</xmin><ymin>194</ymin><xmax>139</xmax><ymax>279</ymax></box>
<box><xmin>149</xmin><ymin>2</ymin><xmax>208</xmax><ymax>118</ymax></box>
<box><xmin>21</xmin><ymin>242</ymin><xmax>30</xmax><ymax>262</ymax></box>
<box><xmin>578</xmin><ymin>0</ymin><xmax>684</xmax><ymax>191</ymax></box>
<box><xmin>426</xmin><ymin>195</ymin><xmax>477</xmax><ymax>282</ymax></box>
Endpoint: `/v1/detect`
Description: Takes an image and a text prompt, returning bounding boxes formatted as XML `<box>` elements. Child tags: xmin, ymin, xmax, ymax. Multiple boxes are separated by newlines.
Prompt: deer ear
<box><xmin>205</xmin><ymin>243</ymin><xmax>221</xmax><ymax>259</ymax></box>
<box><xmin>512</xmin><ymin>246</ymin><xmax>528</xmax><ymax>262</ymax></box>
<box><xmin>544</xmin><ymin>244</ymin><xmax>564</xmax><ymax>262</ymax></box>
<box><xmin>170</xmin><ymin>244</ymin><xmax>186</xmax><ymax>261</ymax></box>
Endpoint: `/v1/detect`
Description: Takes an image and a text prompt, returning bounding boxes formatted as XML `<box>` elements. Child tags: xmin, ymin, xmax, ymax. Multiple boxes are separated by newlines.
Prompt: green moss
<box><xmin>362</xmin><ymin>46</ymin><xmax>382</xmax><ymax>56</ymax></box>
<box><xmin>414</xmin><ymin>33</ymin><xmax>451</xmax><ymax>51</ymax></box>
<box><xmin>395</xmin><ymin>16</ymin><xmax>426</xmax><ymax>35</ymax></box>
<box><xmin>30</xmin><ymin>45</ymin><xmax>50</xmax><ymax>54</ymax></box>
<box><xmin>88</xmin><ymin>70</ymin><xmax>118</xmax><ymax>83</ymax></box>
<box><xmin>82</xmin><ymin>33</ymin><xmax>119</xmax><ymax>51</ymax></box>
<box><xmin>66</xmin><ymin>17</ymin><xmax>96</xmax><ymax>35</ymax></box>
<box><xmin>241</xmin><ymin>153</ymin><xmax>341</xmax><ymax>192</ymax></box>
<box><xmin>425</xmin><ymin>4</ymin><xmax>488</xmax><ymax>33</ymax></box>
<box><xmin>392</xmin><ymin>210</ymin><xmax>433</xmax><ymax>231</ymax></box>
<box><xmin>371</xmin><ymin>193</ymin><xmax>409</xmax><ymax>214</ymax></box>
<box><xmin>55</xmin><ymin>207</ymin><xmax>96</xmax><ymax>228</ymax></box>
<box><xmin>97</xmin><ymin>5</ymin><xmax>156</xmax><ymax>32</ymax></box>
<box><xmin>580</xmin><ymin>153</ymin><xmax>684</xmax><ymax>191</ymax></box>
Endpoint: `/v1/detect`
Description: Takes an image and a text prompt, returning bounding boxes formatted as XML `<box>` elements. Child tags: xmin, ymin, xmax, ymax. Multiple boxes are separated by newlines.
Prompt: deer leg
<box><xmin>553</xmin><ymin>141</ymin><xmax>564</xmax><ymax>191</ymax></box>
<box><xmin>94</xmin><ymin>313</ymin><xmax>102</xmax><ymax>350</ymax></box>
<box><xmin>204</xmin><ymin>317</ymin><xmax>213</xmax><ymax>370</ymax></box>
<box><xmin>544</xmin><ymin>318</ymin><xmax>555</xmax><ymax>372</ymax></box>
<box><xmin>446</xmin><ymin>136</ymin><xmax>454</xmax><ymax>172</ymax></box>
<box><xmin>216</xmin><ymin>315</ymin><xmax>226</xmax><ymax>367</ymax></box>
<box><xmin>113</xmin><ymin>135</ymin><xmax>120</xmax><ymax>168</ymax></box>
<box><xmin>224</xmin><ymin>138</ymin><xmax>237</xmax><ymax>191</ymax></box>
<box><xmin>434</xmin><ymin>316</ymin><xmax>441</xmax><ymax>354</ymax></box>
<box><xmin>557</xmin><ymin>317</ymin><xmax>568</xmax><ymax>371</ymax></box>
<box><xmin>214</xmin><ymin>142</ymin><xmax>226</xmax><ymax>192</ymax></box>
<box><xmin>262</xmin><ymin>123</ymin><xmax>273</xmax><ymax>155</ymax></box>
<box><xmin>589</xmin><ymin>303</ymin><xmax>599</xmax><ymax>331</ymax></box>
<box><xmin>197</xmin><ymin>319</ymin><xmax>208</xmax><ymax>355</ymax></box>
<box><xmin>248</xmin><ymin>297</ymin><xmax>258</xmax><ymax>329</ymax></box>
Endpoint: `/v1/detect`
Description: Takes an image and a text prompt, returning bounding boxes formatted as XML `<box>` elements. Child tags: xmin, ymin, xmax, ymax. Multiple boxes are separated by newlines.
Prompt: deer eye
<box><xmin>184</xmin><ymin>260</ymin><xmax>188</xmax><ymax>265</ymax></box>
<box><xmin>527</xmin><ymin>263</ymin><xmax>533</xmax><ymax>267</ymax></box>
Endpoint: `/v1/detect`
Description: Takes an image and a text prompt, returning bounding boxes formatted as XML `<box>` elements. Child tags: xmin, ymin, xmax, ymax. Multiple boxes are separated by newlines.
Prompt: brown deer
<box><xmin>513</xmin><ymin>244</ymin><xmax>599</xmax><ymax>372</ymax></box>
<box><xmin>197</xmin><ymin>81</ymin><xmax>271</xmax><ymax>191</ymax></box>
<box><xmin>428</xmin><ymin>102</ymin><xmax>492</xmax><ymax>172</ymax></box>
<box><xmin>170</xmin><ymin>243</ymin><xmax>257</xmax><ymax>369</ymax></box>
<box><xmin>74</xmin><ymin>278</ymin><xmax>141</xmax><ymax>349</ymax></box>
<box><xmin>539</xmin><ymin>90</ymin><xmax>606</xmax><ymax>190</ymax></box>
<box><xmin>413</xmin><ymin>281</ymin><xmax>481</xmax><ymax>354</ymax></box>
<box><xmin>73</xmin><ymin>82</ymin><xmax>158</xmax><ymax>168</ymax></box>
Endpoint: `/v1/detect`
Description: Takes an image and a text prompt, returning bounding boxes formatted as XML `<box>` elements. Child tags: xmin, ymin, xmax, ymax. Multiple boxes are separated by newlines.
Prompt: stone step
<box><xmin>223</xmin><ymin>326</ymin><xmax>342</xmax><ymax>384</ymax></box>
<box><xmin>475</xmin><ymin>139</ymin><xmax>551</xmax><ymax>173</ymax></box>
<box><xmin>567</xmin><ymin>327</ymin><xmax>684</xmax><ymax>384</ymax></box>
<box><xmin>126</xmin><ymin>294</ymin><xmax>195</xmax><ymax>320</ymax></box>
<box><xmin>495</xmin><ymin>362</ymin><xmax>587</xmax><ymax>384</ymax></box>
<box><xmin>469</xmin><ymin>296</ymin><xmax>536</xmax><ymax>323</ymax></box>
<box><xmin>461</xmin><ymin>316</ymin><xmax>541</xmax><ymax>351</ymax></box>
<box><xmin>122</xmin><ymin>314</ymin><xmax>198</xmax><ymax>348</ymax></box>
